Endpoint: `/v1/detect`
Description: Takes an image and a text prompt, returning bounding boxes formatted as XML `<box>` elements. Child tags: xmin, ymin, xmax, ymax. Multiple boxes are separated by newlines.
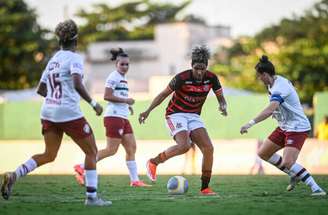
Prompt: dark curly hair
<box><xmin>255</xmin><ymin>55</ymin><xmax>275</xmax><ymax>76</ymax></box>
<box><xmin>191</xmin><ymin>45</ymin><xmax>210</xmax><ymax>66</ymax></box>
<box><xmin>55</xmin><ymin>19</ymin><xmax>78</xmax><ymax>48</ymax></box>
<box><xmin>110</xmin><ymin>48</ymin><xmax>129</xmax><ymax>61</ymax></box>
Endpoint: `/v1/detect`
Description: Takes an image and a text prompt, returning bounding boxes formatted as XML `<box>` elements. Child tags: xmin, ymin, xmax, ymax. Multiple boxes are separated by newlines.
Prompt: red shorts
<box><xmin>41</xmin><ymin>117</ymin><xmax>93</xmax><ymax>140</ymax></box>
<box><xmin>104</xmin><ymin>116</ymin><xmax>133</xmax><ymax>138</ymax></box>
<box><xmin>268</xmin><ymin>127</ymin><xmax>309</xmax><ymax>150</ymax></box>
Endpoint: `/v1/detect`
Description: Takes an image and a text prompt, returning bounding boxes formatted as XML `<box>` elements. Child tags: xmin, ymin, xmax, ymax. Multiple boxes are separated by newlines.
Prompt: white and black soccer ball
<box><xmin>167</xmin><ymin>176</ymin><xmax>188</xmax><ymax>195</ymax></box>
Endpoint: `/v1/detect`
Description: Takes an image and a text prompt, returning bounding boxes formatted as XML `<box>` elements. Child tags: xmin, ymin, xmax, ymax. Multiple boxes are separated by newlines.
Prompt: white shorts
<box><xmin>165</xmin><ymin>113</ymin><xmax>205</xmax><ymax>137</ymax></box>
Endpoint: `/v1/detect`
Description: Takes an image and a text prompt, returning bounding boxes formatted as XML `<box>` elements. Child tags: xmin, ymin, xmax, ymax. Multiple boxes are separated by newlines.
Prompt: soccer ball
<box><xmin>167</xmin><ymin>176</ymin><xmax>188</xmax><ymax>195</ymax></box>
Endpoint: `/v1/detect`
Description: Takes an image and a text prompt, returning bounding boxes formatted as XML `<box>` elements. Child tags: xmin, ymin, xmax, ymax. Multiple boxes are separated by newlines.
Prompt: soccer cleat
<box><xmin>311</xmin><ymin>189</ymin><xmax>327</xmax><ymax>196</ymax></box>
<box><xmin>85</xmin><ymin>196</ymin><xmax>112</xmax><ymax>206</ymax></box>
<box><xmin>200</xmin><ymin>187</ymin><xmax>217</xmax><ymax>196</ymax></box>
<box><xmin>130</xmin><ymin>180</ymin><xmax>152</xmax><ymax>187</ymax></box>
<box><xmin>146</xmin><ymin>160</ymin><xmax>157</xmax><ymax>182</ymax></box>
<box><xmin>1</xmin><ymin>172</ymin><xmax>16</xmax><ymax>200</ymax></box>
<box><xmin>74</xmin><ymin>164</ymin><xmax>85</xmax><ymax>186</ymax></box>
<box><xmin>286</xmin><ymin>176</ymin><xmax>300</xmax><ymax>191</ymax></box>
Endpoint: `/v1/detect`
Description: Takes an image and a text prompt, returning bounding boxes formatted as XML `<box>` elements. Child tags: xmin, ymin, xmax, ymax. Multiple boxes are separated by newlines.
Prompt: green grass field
<box><xmin>0</xmin><ymin>175</ymin><xmax>327</xmax><ymax>215</ymax></box>
<box><xmin>0</xmin><ymin>95</ymin><xmax>276</xmax><ymax>140</ymax></box>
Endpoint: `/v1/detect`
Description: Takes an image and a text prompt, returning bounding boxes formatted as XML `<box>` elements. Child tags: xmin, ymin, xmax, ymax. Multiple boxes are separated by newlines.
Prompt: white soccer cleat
<box><xmin>311</xmin><ymin>190</ymin><xmax>327</xmax><ymax>196</ymax></box>
<box><xmin>286</xmin><ymin>176</ymin><xmax>300</xmax><ymax>192</ymax></box>
<box><xmin>85</xmin><ymin>196</ymin><xmax>112</xmax><ymax>206</ymax></box>
<box><xmin>1</xmin><ymin>172</ymin><xmax>16</xmax><ymax>200</ymax></box>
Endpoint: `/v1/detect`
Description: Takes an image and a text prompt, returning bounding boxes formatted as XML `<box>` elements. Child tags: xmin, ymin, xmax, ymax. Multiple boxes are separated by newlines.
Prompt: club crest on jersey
<box><xmin>83</xmin><ymin>124</ymin><xmax>91</xmax><ymax>134</ymax></box>
<box><xmin>176</xmin><ymin>123</ymin><xmax>182</xmax><ymax>129</ymax></box>
<box><xmin>118</xmin><ymin>129</ymin><xmax>124</xmax><ymax>136</ymax></box>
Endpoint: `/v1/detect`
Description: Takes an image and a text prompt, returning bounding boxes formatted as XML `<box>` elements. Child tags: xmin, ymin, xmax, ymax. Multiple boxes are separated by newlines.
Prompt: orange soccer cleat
<box><xmin>74</xmin><ymin>164</ymin><xmax>85</xmax><ymax>186</ymax></box>
<box><xmin>146</xmin><ymin>160</ymin><xmax>157</xmax><ymax>182</ymax></box>
<box><xmin>130</xmin><ymin>180</ymin><xmax>152</xmax><ymax>187</ymax></box>
<box><xmin>200</xmin><ymin>187</ymin><xmax>217</xmax><ymax>196</ymax></box>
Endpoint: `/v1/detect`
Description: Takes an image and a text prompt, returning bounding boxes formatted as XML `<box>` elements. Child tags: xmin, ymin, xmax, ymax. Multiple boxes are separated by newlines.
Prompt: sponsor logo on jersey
<box><xmin>203</xmin><ymin>85</ymin><xmax>210</xmax><ymax>91</ymax></box>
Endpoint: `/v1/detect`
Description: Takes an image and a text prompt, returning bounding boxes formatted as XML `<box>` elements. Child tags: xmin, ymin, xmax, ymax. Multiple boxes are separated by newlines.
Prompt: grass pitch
<box><xmin>0</xmin><ymin>175</ymin><xmax>327</xmax><ymax>215</ymax></box>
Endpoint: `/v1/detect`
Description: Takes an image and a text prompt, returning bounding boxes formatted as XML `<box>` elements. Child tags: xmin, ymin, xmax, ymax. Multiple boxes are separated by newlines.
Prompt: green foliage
<box><xmin>76</xmin><ymin>0</ymin><xmax>191</xmax><ymax>50</ymax></box>
<box><xmin>0</xmin><ymin>0</ymin><xmax>54</xmax><ymax>89</ymax></box>
<box><xmin>212</xmin><ymin>0</ymin><xmax>328</xmax><ymax>104</ymax></box>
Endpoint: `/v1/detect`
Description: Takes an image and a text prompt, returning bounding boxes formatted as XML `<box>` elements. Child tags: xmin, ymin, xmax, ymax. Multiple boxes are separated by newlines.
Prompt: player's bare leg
<box><xmin>1</xmin><ymin>131</ymin><xmax>62</xmax><ymax>200</ymax></box>
<box><xmin>147</xmin><ymin>131</ymin><xmax>191</xmax><ymax>182</ymax></box>
<box><xmin>191</xmin><ymin>128</ymin><xmax>216</xmax><ymax>195</ymax></box>
<box><xmin>74</xmin><ymin>138</ymin><xmax>120</xmax><ymax>186</ymax></box>
<box><xmin>122</xmin><ymin>134</ymin><xmax>151</xmax><ymax>187</ymax></box>
<box><xmin>73</xmin><ymin>134</ymin><xmax>112</xmax><ymax>206</ymax></box>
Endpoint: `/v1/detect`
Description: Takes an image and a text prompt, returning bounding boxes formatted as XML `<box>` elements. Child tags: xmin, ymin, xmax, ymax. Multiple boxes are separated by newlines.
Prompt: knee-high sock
<box><xmin>126</xmin><ymin>160</ymin><xmax>139</xmax><ymax>182</ymax></box>
<box><xmin>288</xmin><ymin>163</ymin><xmax>322</xmax><ymax>192</ymax></box>
<box><xmin>85</xmin><ymin>170</ymin><xmax>98</xmax><ymax>198</ymax></box>
<box><xmin>15</xmin><ymin>158</ymin><xmax>38</xmax><ymax>179</ymax></box>
<box><xmin>267</xmin><ymin>153</ymin><xmax>289</xmax><ymax>174</ymax></box>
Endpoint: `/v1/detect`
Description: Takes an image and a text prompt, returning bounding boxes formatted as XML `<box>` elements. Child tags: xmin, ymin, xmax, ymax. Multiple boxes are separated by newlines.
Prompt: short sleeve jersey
<box><xmin>40</xmin><ymin>50</ymin><xmax>84</xmax><ymax>122</ymax></box>
<box><xmin>166</xmin><ymin>70</ymin><xmax>222</xmax><ymax>116</ymax></box>
<box><xmin>268</xmin><ymin>75</ymin><xmax>311</xmax><ymax>132</ymax></box>
<box><xmin>104</xmin><ymin>70</ymin><xmax>129</xmax><ymax>119</ymax></box>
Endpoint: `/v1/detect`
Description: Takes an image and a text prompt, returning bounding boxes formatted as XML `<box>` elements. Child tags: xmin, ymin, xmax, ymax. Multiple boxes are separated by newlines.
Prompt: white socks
<box><xmin>289</xmin><ymin>163</ymin><xmax>322</xmax><ymax>192</ymax></box>
<box><xmin>126</xmin><ymin>160</ymin><xmax>139</xmax><ymax>182</ymax></box>
<box><xmin>15</xmin><ymin>158</ymin><xmax>38</xmax><ymax>179</ymax></box>
<box><xmin>267</xmin><ymin>154</ymin><xmax>322</xmax><ymax>192</ymax></box>
<box><xmin>267</xmin><ymin>153</ymin><xmax>289</xmax><ymax>173</ymax></box>
<box><xmin>85</xmin><ymin>170</ymin><xmax>98</xmax><ymax>198</ymax></box>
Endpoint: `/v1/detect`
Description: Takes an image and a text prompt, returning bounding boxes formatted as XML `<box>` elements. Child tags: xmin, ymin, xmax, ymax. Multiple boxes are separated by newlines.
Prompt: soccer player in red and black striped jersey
<box><xmin>139</xmin><ymin>46</ymin><xmax>227</xmax><ymax>195</ymax></box>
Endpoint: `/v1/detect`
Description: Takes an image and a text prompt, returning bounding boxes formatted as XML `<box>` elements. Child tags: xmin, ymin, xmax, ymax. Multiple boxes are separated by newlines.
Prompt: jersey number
<box><xmin>48</xmin><ymin>73</ymin><xmax>62</xmax><ymax>99</ymax></box>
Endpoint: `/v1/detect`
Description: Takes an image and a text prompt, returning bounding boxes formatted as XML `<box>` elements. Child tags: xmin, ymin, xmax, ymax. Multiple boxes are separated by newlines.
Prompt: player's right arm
<box><xmin>138</xmin><ymin>86</ymin><xmax>173</xmax><ymax>124</ymax></box>
<box><xmin>36</xmin><ymin>70</ymin><xmax>47</xmax><ymax>97</ymax></box>
<box><xmin>71</xmin><ymin>58</ymin><xmax>103</xmax><ymax>116</ymax></box>
<box><xmin>72</xmin><ymin>74</ymin><xmax>103</xmax><ymax>116</ymax></box>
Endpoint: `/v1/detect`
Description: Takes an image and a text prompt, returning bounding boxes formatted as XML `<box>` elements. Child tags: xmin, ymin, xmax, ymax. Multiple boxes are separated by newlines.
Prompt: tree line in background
<box><xmin>211</xmin><ymin>0</ymin><xmax>328</xmax><ymax>104</ymax></box>
<box><xmin>1</xmin><ymin>0</ymin><xmax>328</xmax><ymax>105</ymax></box>
<box><xmin>0</xmin><ymin>0</ymin><xmax>192</xmax><ymax>90</ymax></box>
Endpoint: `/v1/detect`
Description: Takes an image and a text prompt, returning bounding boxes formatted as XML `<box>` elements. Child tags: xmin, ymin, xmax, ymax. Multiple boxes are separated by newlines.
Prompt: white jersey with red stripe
<box><xmin>104</xmin><ymin>70</ymin><xmax>129</xmax><ymax>119</ymax></box>
<box><xmin>40</xmin><ymin>50</ymin><xmax>84</xmax><ymax>122</ymax></box>
<box><xmin>268</xmin><ymin>75</ymin><xmax>311</xmax><ymax>132</ymax></box>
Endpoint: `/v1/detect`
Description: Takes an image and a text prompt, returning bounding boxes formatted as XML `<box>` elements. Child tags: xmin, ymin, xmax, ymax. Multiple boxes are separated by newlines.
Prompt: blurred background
<box><xmin>0</xmin><ymin>0</ymin><xmax>327</xmax><ymax>175</ymax></box>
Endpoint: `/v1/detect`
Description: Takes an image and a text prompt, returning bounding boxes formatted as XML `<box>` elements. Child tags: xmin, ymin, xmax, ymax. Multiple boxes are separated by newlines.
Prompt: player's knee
<box><xmin>178</xmin><ymin>144</ymin><xmax>191</xmax><ymax>154</ymax></box>
<box><xmin>281</xmin><ymin>160</ymin><xmax>295</xmax><ymax>169</ymax></box>
<box><xmin>44</xmin><ymin>151</ymin><xmax>57</xmax><ymax>163</ymax></box>
<box><xmin>257</xmin><ymin>151</ymin><xmax>269</xmax><ymax>161</ymax></box>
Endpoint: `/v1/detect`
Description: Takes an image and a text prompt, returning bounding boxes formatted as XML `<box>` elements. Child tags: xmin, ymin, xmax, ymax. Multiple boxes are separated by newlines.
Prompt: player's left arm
<box><xmin>240</xmin><ymin>101</ymin><xmax>279</xmax><ymax>134</ymax></box>
<box><xmin>212</xmin><ymin>74</ymin><xmax>227</xmax><ymax>116</ymax></box>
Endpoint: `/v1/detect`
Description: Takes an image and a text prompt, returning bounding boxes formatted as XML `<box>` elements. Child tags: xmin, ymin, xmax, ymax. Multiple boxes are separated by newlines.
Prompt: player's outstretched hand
<box><xmin>94</xmin><ymin>103</ymin><xmax>103</xmax><ymax>116</ymax></box>
<box><xmin>240</xmin><ymin>123</ymin><xmax>250</xmax><ymax>134</ymax></box>
<box><xmin>219</xmin><ymin>105</ymin><xmax>227</xmax><ymax>116</ymax></box>
<box><xmin>139</xmin><ymin>111</ymin><xmax>149</xmax><ymax>124</ymax></box>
